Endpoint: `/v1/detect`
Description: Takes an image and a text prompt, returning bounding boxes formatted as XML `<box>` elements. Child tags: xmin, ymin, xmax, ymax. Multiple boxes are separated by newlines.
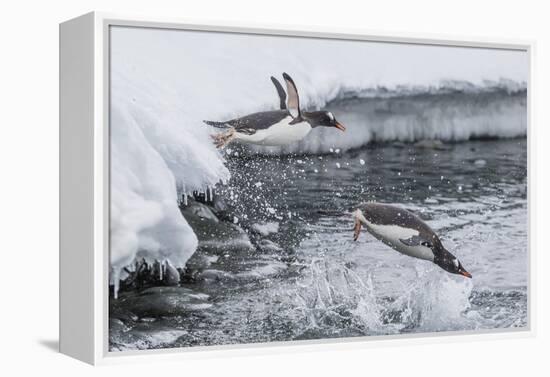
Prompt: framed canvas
<box><xmin>59</xmin><ymin>12</ymin><xmax>534</xmax><ymax>365</ymax></box>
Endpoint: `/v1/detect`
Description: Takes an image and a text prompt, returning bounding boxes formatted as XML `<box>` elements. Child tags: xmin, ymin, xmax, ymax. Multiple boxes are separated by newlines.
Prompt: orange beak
<box><xmin>334</xmin><ymin>122</ymin><xmax>346</xmax><ymax>132</ymax></box>
<box><xmin>460</xmin><ymin>270</ymin><xmax>472</xmax><ymax>278</ymax></box>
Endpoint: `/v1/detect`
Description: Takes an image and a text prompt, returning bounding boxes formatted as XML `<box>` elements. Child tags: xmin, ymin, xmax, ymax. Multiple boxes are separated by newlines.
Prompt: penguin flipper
<box><xmin>270</xmin><ymin>76</ymin><xmax>287</xmax><ymax>110</ymax></box>
<box><xmin>282</xmin><ymin>72</ymin><xmax>301</xmax><ymax>118</ymax></box>
<box><xmin>399</xmin><ymin>236</ymin><xmax>433</xmax><ymax>248</ymax></box>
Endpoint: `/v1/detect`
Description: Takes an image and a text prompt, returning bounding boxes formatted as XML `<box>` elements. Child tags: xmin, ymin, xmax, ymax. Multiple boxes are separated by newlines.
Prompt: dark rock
<box><xmin>118</xmin><ymin>260</ymin><xmax>158</xmax><ymax>291</ymax></box>
<box><xmin>116</xmin><ymin>287</ymin><xmax>212</xmax><ymax>318</ymax></box>
<box><xmin>109</xmin><ymin>318</ymin><xmax>129</xmax><ymax>332</ymax></box>
<box><xmin>181</xmin><ymin>199</ymin><xmax>219</xmax><ymax>222</ymax></box>
<box><xmin>211</xmin><ymin>195</ymin><xmax>231</xmax><ymax>220</ymax></box>
<box><xmin>181</xmin><ymin>199</ymin><xmax>253</xmax><ymax>255</ymax></box>
<box><xmin>117</xmin><ymin>258</ymin><xmax>181</xmax><ymax>292</ymax></box>
<box><xmin>163</xmin><ymin>261</ymin><xmax>180</xmax><ymax>286</ymax></box>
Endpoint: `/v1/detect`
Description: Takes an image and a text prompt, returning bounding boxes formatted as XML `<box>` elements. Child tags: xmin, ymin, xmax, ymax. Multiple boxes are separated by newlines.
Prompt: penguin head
<box><xmin>436</xmin><ymin>251</ymin><xmax>472</xmax><ymax>278</ymax></box>
<box><xmin>304</xmin><ymin>111</ymin><xmax>346</xmax><ymax>131</ymax></box>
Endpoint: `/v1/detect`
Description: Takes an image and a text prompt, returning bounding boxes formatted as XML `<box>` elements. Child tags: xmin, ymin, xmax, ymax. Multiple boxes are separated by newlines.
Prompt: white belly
<box><xmin>235</xmin><ymin>117</ymin><xmax>312</xmax><ymax>146</ymax></box>
<box><xmin>364</xmin><ymin>220</ymin><xmax>434</xmax><ymax>261</ymax></box>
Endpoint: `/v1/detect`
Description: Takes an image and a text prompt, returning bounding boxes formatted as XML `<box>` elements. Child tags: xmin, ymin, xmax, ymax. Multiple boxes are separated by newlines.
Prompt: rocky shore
<box><xmin>109</xmin><ymin>192</ymin><xmax>300</xmax><ymax>349</ymax></box>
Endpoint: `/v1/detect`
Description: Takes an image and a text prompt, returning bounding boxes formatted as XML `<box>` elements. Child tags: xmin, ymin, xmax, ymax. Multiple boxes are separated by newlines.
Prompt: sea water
<box><xmin>110</xmin><ymin>129</ymin><xmax>527</xmax><ymax>350</ymax></box>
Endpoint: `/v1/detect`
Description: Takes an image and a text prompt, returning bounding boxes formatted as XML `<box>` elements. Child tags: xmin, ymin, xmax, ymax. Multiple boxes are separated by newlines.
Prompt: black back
<box><xmin>359</xmin><ymin>203</ymin><xmax>445</xmax><ymax>251</ymax></box>
<box><xmin>205</xmin><ymin>110</ymin><xmax>290</xmax><ymax>135</ymax></box>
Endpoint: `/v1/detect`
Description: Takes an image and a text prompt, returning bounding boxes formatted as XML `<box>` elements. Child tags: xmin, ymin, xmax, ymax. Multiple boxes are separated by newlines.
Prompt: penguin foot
<box><xmin>211</xmin><ymin>128</ymin><xmax>236</xmax><ymax>148</ymax></box>
<box><xmin>353</xmin><ymin>218</ymin><xmax>362</xmax><ymax>241</ymax></box>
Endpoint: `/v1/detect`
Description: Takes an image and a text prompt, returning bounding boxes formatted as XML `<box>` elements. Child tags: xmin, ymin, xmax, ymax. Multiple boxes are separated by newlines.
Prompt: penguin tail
<box><xmin>203</xmin><ymin>120</ymin><xmax>230</xmax><ymax>129</ymax></box>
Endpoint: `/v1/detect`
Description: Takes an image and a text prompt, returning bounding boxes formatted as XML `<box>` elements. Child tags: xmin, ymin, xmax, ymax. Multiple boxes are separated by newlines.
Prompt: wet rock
<box><xmin>198</xmin><ymin>228</ymin><xmax>254</xmax><ymax>254</ymax></box>
<box><xmin>118</xmin><ymin>259</ymin><xmax>181</xmax><ymax>291</ymax></box>
<box><xmin>181</xmin><ymin>198</ymin><xmax>254</xmax><ymax>255</ymax></box>
<box><xmin>181</xmin><ymin>199</ymin><xmax>219</xmax><ymax>223</ymax></box>
<box><xmin>185</xmin><ymin>253</ymin><xmax>219</xmax><ymax>270</ymax></box>
<box><xmin>109</xmin><ymin>318</ymin><xmax>130</xmax><ymax>333</ymax></box>
<box><xmin>180</xmin><ymin>253</ymin><xmax>220</xmax><ymax>283</ymax></box>
<box><xmin>163</xmin><ymin>261</ymin><xmax>180</xmax><ymax>286</ymax></box>
<box><xmin>211</xmin><ymin>195</ymin><xmax>232</xmax><ymax>221</ymax></box>
<box><xmin>110</xmin><ymin>307</ymin><xmax>139</xmax><ymax>323</ymax></box>
<box><xmin>118</xmin><ymin>260</ymin><xmax>159</xmax><ymax>291</ymax></box>
<box><xmin>116</xmin><ymin>287</ymin><xmax>212</xmax><ymax>317</ymax></box>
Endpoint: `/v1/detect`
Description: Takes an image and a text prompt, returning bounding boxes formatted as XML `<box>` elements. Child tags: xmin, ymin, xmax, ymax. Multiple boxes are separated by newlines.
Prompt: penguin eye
<box><xmin>453</xmin><ymin>259</ymin><xmax>459</xmax><ymax>268</ymax></box>
<box><xmin>327</xmin><ymin>112</ymin><xmax>334</xmax><ymax>121</ymax></box>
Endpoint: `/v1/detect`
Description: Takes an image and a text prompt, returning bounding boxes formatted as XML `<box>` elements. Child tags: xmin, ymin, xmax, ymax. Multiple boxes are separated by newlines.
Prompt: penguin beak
<box><xmin>334</xmin><ymin>122</ymin><xmax>346</xmax><ymax>132</ymax></box>
<box><xmin>459</xmin><ymin>269</ymin><xmax>472</xmax><ymax>278</ymax></box>
<box><xmin>353</xmin><ymin>218</ymin><xmax>362</xmax><ymax>241</ymax></box>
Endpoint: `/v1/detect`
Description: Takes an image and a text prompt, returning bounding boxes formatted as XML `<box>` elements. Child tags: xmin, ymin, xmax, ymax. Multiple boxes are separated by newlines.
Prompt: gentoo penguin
<box><xmin>352</xmin><ymin>203</ymin><xmax>472</xmax><ymax>278</ymax></box>
<box><xmin>204</xmin><ymin>73</ymin><xmax>346</xmax><ymax>148</ymax></box>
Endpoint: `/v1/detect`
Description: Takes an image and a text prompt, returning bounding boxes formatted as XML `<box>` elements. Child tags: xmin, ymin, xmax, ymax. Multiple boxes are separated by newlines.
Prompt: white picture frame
<box><xmin>59</xmin><ymin>11</ymin><xmax>534</xmax><ymax>365</ymax></box>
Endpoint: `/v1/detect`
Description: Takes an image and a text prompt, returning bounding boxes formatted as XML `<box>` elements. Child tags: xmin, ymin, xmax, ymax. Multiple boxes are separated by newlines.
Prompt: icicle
<box><xmin>183</xmin><ymin>184</ymin><xmax>187</xmax><ymax>205</ymax></box>
<box><xmin>159</xmin><ymin>260</ymin><xmax>164</xmax><ymax>281</ymax></box>
<box><xmin>176</xmin><ymin>181</ymin><xmax>183</xmax><ymax>205</ymax></box>
<box><xmin>208</xmin><ymin>186</ymin><xmax>213</xmax><ymax>202</ymax></box>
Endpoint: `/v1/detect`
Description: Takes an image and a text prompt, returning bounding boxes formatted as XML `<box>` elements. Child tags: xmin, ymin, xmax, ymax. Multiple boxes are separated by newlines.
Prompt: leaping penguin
<box><xmin>352</xmin><ymin>203</ymin><xmax>472</xmax><ymax>278</ymax></box>
<box><xmin>204</xmin><ymin>73</ymin><xmax>346</xmax><ymax>148</ymax></box>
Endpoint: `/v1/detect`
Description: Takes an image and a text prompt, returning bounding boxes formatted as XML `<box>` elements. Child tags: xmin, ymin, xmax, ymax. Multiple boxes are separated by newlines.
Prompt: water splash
<box><xmin>384</xmin><ymin>268</ymin><xmax>474</xmax><ymax>332</ymax></box>
<box><xmin>286</xmin><ymin>257</ymin><xmax>476</xmax><ymax>338</ymax></box>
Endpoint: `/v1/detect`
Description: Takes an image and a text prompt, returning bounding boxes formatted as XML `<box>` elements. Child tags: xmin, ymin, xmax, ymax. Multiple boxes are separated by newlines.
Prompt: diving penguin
<box><xmin>352</xmin><ymin>203</ymin><xmax>472</xmax><ymax>278</ymax></box>
<box><xmin>204</xmin><ymin>73</ymin><xmax>346</xmax><ymax>148</ymax></box>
